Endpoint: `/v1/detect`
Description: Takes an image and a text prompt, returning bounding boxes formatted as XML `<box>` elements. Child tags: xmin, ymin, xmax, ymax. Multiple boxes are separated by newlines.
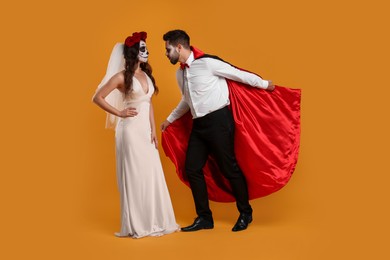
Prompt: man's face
<box><xmin>165</xmin><ymin>41</ymin><xmax>180</xmax><ymax>65</ymax></box>
<box><xmin>138</xmin><ymin>40</ymin><xmax>148</xmax><ymax>62</ymax></box>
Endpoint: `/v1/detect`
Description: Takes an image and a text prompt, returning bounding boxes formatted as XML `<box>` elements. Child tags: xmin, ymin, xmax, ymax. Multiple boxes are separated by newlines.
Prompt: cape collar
<box><xmin>191</xmin><ymin>46</ymin><xmax>205</xmax><ymax>59</ymax></box>
<box><xmin>180</xmin><ymin>46</ymin><xmax>205</xmax><ymax>70</ymax></box>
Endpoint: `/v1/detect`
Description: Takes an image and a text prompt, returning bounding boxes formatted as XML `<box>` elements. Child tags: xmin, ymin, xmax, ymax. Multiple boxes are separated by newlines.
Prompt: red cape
<box><xmin>162</xmin><ymin>47</ymin><xmax>301</xmax><ymax>202</ymax></box>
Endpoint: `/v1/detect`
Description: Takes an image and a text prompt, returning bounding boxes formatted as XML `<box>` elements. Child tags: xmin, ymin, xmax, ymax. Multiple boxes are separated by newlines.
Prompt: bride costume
<box><xmin>96</xmin><ymin>36</ymin><xmax>179</xmax><ymax>238</ymax></box>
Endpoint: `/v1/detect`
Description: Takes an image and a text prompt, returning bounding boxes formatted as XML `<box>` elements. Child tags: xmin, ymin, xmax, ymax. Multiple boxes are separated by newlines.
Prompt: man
<box><xmin>161</xmin><ymin>30</ymin><xmax>275</xmax><ymax>232</ymax></box>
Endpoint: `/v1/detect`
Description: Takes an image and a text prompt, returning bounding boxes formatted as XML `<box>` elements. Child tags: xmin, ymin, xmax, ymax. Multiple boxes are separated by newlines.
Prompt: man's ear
<box><xmin>177</xmin><ymin>44</ymin><xmax>182</xmax><ymax>52</ymax></box>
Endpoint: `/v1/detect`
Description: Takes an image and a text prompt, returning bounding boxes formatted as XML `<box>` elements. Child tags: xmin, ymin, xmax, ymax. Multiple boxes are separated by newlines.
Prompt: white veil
<box><xmin>96</xmin><ymin>43</ymin><xmax>125</xmax><ymax>129</ymax></box>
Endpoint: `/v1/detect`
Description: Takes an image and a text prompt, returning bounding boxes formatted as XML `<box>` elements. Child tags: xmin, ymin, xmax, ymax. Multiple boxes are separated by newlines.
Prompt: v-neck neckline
<box><xmin>134</xmin><ymin>72</ymin><xmax>149</xmax><ymax>95</ymax></box>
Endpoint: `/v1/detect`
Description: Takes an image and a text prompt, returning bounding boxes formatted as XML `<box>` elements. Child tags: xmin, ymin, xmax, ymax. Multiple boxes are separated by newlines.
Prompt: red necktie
<box><xmin>180</xmin><ymin>63</ymin><xmax>189</xmax><ymax>70</ymax></box>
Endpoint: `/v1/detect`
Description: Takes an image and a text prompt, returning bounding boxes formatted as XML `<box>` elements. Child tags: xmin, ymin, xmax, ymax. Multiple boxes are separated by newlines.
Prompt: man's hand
<box><xmin>160</xmin><ymin>120</ymin><xmax>171</xmax><ymax>131</ymax></box>
<box><xmin>266</xmin><ymin>80</ymin><xmax>275</xmax><ymax>92</ymax></box>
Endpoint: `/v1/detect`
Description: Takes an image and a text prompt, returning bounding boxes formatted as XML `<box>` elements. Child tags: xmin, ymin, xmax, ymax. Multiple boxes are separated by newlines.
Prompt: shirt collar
<box><xmin>184</xmin><ymin>51</ymin><xmax>194</xmax><ymax>67</ymax></box>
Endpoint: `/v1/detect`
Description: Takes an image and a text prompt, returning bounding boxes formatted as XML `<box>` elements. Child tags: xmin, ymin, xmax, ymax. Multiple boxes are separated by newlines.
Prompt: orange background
<box><xmin>1</xmin><ymin>0</ymin><xmax>389</xmax><ymax>259</ymax></box>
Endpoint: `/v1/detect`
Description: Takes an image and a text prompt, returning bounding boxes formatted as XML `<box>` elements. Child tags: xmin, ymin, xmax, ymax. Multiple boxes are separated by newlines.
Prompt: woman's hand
<box><xmin>119</xmin><ymin>107</ymin><xmax>138</xmax><ymax>118</ymax></box>
<box><xmin>151</xmin><ymin>131</ymin><xmax>158</xmax><ymax>149</ymax></box>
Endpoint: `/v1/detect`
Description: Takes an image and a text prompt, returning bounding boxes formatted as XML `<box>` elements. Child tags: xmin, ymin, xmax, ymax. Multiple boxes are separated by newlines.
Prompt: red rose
<box><xmin>125</xmin><ymin>31</ymin><xmax>147</xmax><ymax>47</ymax></box>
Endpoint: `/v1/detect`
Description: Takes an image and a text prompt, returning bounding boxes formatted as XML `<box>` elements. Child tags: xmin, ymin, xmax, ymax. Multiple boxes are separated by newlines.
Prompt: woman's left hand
<box><xmin>151</xmin><ymin>132</ymin><xmax>158</xmax><ymax>149</ymax></box>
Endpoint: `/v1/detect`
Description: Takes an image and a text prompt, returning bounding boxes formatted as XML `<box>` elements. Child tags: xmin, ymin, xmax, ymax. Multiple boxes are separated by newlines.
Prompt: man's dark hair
<box><xmin>163</xmin><ymin>30</ymin><xmax>190</xmax><ymax>49</ymax></box>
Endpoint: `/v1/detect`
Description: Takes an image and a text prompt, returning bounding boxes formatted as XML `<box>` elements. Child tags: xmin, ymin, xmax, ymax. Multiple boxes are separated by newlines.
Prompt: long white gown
<box><xmin>114</xmin><ymin>74</ymin><xmax>179</xmax><ymax>238</ymax></box>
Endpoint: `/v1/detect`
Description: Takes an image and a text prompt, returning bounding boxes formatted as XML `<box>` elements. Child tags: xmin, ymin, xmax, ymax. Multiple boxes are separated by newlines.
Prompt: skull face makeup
<box><xmin>138</xmin><ymin>40</ymin><xmax>149</xmax><ymax>62</ymax></box>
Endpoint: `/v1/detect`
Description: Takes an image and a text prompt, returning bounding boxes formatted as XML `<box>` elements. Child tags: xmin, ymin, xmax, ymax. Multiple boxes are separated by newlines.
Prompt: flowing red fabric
<box><xmin>161</xmin><ymin>50</ymin><xmax>301</xmax><ymax>202</ymax></box>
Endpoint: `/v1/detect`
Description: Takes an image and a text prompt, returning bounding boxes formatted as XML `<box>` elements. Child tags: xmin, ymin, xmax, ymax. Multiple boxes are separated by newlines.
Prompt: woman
<box><xmin>93</xmin><ymin>32</ymin><xmax>179</xmax><ymax>238</ymax></box>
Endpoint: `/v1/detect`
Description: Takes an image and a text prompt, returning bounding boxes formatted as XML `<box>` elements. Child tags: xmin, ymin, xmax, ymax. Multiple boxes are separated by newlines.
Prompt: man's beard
<box><xmin>170</xmin><ymin>56</ymin><xmax>179</xmax><ymax>65</ymax></box>
<box><xmin>169</xmin><ymin>52</ymin><xmax>179</xmax><ymax>65</ymax></box>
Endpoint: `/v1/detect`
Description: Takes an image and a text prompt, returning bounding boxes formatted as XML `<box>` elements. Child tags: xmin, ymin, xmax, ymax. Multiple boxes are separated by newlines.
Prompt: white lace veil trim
<box><xmin>96</xmin><ymin>43</ymin><xmax>125</xmax><ymax>129</ymax></box>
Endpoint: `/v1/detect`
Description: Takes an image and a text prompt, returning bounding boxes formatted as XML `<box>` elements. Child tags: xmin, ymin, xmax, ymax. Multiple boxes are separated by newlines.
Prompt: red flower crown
<box><xmin>125</xmin><ymin>31</ymin><xmax>147</xmax><ymax>47</ymax></box>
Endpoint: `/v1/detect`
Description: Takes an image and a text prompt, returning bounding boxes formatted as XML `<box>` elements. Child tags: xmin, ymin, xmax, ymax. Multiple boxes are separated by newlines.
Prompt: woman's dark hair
<box><xmin>123</xmin><ymin>42</ymin><xmax>158</xmax><ymax>95</ymax></box>
<box><xmin>163</xmin><ymin>30</ymin><xmax>190</xmax><ymax>49</ymax></box>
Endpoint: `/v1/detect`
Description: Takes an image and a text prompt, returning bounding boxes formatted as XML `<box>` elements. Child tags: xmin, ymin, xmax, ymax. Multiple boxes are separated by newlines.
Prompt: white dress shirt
<box><xmin>167</xmin><ymin>52</ymin><xmax>269</xmax><ymax>123</ymax></box>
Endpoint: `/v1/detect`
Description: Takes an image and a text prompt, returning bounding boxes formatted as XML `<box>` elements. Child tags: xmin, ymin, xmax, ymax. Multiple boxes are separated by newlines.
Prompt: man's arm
<box><xmin>161</xmin><ymin>99</ymin><xmax>190</xmax><ymax>131</ymax></box>
<box><xmin>161</xmin><ymin>68</ymin><xmax>192</xmax><ymax>131</ymax></box>
<box><xmin>207</xmin><ymin>58</ymin><xmax>274</xmax><ymax>91</ymax></box>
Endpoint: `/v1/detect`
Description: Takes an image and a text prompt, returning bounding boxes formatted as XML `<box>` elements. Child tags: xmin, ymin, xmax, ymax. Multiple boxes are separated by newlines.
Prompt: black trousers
<box><xmin>185</xmin><ymin>106</ymin><xmax>253</xmax><ymax>221</ymax></box>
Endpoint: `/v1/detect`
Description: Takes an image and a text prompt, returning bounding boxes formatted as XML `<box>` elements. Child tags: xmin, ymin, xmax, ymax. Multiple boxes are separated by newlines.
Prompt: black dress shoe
<box><xmin>181</xmin><ymin>217</ymin><xmax>214</xmax><ymax>232</ymax></box>
<box><xmin>232</xmin><ymin>213</ymin><xmax>253</xmax><ymax>232</ymax></box>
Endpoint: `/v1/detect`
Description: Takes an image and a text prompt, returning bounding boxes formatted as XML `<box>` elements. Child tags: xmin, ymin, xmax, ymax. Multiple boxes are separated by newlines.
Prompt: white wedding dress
<box><xmin>114</xmin><ymin>74</ymin><xmax>179</xmax><ymax>238</ymax></box>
